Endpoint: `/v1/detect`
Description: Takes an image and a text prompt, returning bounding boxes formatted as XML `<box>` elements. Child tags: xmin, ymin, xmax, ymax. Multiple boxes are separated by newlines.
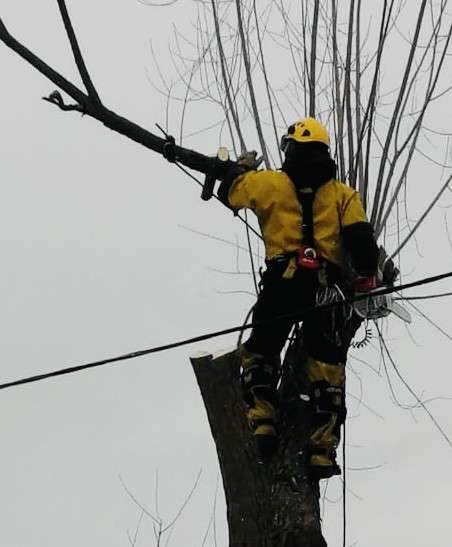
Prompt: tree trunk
<box><xmin>190</xmin><ymin>349</ymin><xmax>327</xmax><ymax>547</ymax></box>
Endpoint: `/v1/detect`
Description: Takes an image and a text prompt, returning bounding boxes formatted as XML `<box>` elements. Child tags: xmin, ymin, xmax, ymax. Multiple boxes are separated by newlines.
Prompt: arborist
<box><xmin>216</xmin><ymin>118</ymin><xmax>380</xmax><ymax>478</ymax></box>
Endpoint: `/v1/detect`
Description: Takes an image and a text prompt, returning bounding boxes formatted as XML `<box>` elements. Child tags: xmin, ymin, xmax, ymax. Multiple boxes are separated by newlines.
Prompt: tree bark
<box><xmin>190</xmin><ymin>349</ymin><xmax>327</xmax><ymax>547</ymax></box>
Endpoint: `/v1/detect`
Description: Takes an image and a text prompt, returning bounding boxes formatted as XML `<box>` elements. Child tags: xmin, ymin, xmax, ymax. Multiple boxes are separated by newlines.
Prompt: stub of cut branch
<box><xmin>42</xmin><ymin>90</ymin><xmax>85</xmax><ymax>113</ymax></box>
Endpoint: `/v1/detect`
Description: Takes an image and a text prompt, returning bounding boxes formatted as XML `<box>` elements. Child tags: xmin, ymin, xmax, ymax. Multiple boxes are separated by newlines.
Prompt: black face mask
<box><xmin>282</xmin><ymin>142</ymin><xmax>337</xmax><ymax>190</ymax></box>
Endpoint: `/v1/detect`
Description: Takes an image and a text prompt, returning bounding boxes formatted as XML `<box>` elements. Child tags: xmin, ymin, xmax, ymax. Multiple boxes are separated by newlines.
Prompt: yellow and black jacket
<box><xmin>219</xmin><ymin>169</ymin><xmax>378</xmax><ymax>275</ymax></box>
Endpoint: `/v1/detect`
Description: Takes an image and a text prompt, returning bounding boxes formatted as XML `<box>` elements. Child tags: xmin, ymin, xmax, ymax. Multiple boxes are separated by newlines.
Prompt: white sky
<box><xmin>1</xmin><ymin>2</ymin><xmax>452</xmax><ymax>547</ymax></box>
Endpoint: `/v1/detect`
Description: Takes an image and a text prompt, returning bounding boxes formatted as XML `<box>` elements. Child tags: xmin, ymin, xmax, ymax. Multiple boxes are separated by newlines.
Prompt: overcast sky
<box><xmin>1</xmin><ymin>2</ymin><xmax>452</xmax><ymax>547</ymax></box>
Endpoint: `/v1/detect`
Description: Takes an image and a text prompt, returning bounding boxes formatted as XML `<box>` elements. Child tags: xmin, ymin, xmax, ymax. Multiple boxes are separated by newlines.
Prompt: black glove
<box><xmin>378</xmin><ymin>247</ymin><xmax>399</xmax><ymax>285</ymax></box>
<box><xmin>237</xmin><ymin>150</ymin><xmax>264</xmax><ymax>170</ymax></box>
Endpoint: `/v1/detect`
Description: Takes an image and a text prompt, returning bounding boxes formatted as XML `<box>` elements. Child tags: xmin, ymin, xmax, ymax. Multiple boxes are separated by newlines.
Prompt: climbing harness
<box><xmin>296</xmin><ymin>187</ymin><xmax>321</xmax><ymax>270</ymax></box>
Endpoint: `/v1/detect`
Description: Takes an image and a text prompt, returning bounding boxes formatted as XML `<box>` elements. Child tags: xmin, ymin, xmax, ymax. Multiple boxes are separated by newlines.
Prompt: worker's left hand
<box><xmin>237</xmin><ymin>150</ymin><xmax>263</xmax><ymax>170</ymax></box>
<box><xmin>353</xmin><ymin>275</ymin><xmax>377</xmax><ymax>293</ymax></box>
<box><xmin>377</xmin><ymin>246</ymin><xmax>399</xmax><ymax>285</ymax></box>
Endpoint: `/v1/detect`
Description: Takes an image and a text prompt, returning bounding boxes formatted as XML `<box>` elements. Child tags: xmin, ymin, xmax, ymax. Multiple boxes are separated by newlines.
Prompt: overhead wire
<box><xmin>342</xmin><ymin>387</ymin><xmax>347</xmax><ymax>547</ymax></box>
<box><xmin>394</xmin><ymin>291</ymin><xmax>452</xmax><ymax>301</ymax></box>
<box><xmin>0</xmin><ymin>270</ymin><xmax>452</xmax><ymax>392</ymax></box>
<box><xmin>243</xmin><ymin>209</ymin><xmax>259</xmax><ymax>295</ymax></box>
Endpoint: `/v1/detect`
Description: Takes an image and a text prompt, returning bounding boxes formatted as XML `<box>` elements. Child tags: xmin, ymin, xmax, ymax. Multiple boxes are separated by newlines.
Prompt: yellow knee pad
<box><xmin>305</xmin><ymin>357</ymin><xmax>344</xmax><ymax>476</ymax></box>
<box><xmin>238</xmin><ymin>345</ymin><xmax>280</xmax><ymax>372</ymax></box>
<box><xmin>247</xmin><ymin>398</ymin><xmax>277</xmax><ymax>434</ymax></box>
<box><xmin>305</xmin><ymin>357</ymin><xmax>345</xmax><ymax>386</ymax></box>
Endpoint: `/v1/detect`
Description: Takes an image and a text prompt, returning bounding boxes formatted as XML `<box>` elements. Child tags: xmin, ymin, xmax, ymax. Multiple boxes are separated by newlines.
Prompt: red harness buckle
<box><xmin>297</xmin><ymin>245</ymin><xmax>320</xmax><ymax>269</ymax></box>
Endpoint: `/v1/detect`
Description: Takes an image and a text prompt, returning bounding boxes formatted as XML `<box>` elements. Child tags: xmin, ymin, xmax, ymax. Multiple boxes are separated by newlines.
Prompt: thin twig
<box><xmin>162</xmin><ymin>468</ymin><xmax>203</xmax><ymax>532</ymax></box>
<box><xmin>376</xmin><ymin>323</ymin><xmax>452</xmax><ymax>449</ymax></box>
<box><xmin>390</xmin><ymin>173</ymin><xmax>452</xmax><ymax>258</ymax></box>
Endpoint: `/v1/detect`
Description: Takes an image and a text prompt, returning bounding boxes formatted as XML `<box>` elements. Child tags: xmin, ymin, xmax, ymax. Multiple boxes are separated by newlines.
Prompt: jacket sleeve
<box><xmin>218</xmin><ymin>169</ymin><xmax>264</xmax><ymax>210</ymax></box>
<box><xmin>217</xmin><ymin>164</ymin><xmax>248</xmax><ymax>208</ymax></box>
<box><xmin>340</xmin><ymin>189</ymin><xmax>379</xmax><ymax>276</ymax></box>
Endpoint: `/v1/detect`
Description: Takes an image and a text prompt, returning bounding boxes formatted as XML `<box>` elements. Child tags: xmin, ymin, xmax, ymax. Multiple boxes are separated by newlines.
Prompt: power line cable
<box><xmin>394</xmin><ymin>291</ymin><xmax>452</xmax><ymax>301</ymax></box>
<box><xmin>0</xmin><ymin>270</ymin><xmax>452</xmax><ymax>392</ymax></box>
<box><xmin>342</xmin><ymin>397</ymin><xmax>347</xmax><ymax>547</ymax></box>
<box><xmin>243</xmin><ymin>209</ymin><xmax>259</xmax><ymax>295</ymax></box>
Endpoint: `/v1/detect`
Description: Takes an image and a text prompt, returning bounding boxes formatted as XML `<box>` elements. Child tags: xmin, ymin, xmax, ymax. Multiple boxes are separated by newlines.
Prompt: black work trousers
<box><xmin>244</xmin><ymin>259</ymin><xmax>355</xmax><ymax>364</ymax></box>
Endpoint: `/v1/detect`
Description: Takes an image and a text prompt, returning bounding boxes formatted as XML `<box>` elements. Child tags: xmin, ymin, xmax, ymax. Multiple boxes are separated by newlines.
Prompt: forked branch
<box><xmin>56</xmin><ymin>0</ymin><xmax>102</xmax><ymax>106</ymax></box>
<box><xmin>0</xmin><ymin>16</ymin><xmax>90</xmax><ymax>111</ymax></box>
<box><xmin>0</xmin><ymin>15</ymin><xmax>222</xmax><ymax>177</ymax></box>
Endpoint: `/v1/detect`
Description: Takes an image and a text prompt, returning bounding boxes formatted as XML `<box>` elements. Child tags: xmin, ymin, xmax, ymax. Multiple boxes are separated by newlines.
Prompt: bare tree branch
<box><xmin>56</xmin><ymin>0</ymin><xmax>102</xmax><ymax>106</ymax></box>
<box><xmin>309</xmin><ymin>0</ymin><xmax>320</xmax><ymax>117</ymax></box>
<box><xmin>252</xmin><ymin>0</ymin><xmax>283</xmax><ymax>163</ymax></box>
<box><xmin>210</xmin><ymin>0</ymin><xmax>247</xmax><ymax>153</ymax></box>
<box><xmin>344</xmin><ymin>0</ymin><xmax>356</xmax><ymax>186</ymax></box>
<box><xmin>0</xmin><ymin>16</ymin><xmax>90</xmax><ymax>110</ymax></box>
<box><xmin>331</xmin><ymin>0</ymin><xmax>346</xmax><ymax>181</ymax></box>
<box><xmin>371</xmin><ymin>0</ymin><xmax>428</xmax><ymax>225</ymax></box>
<box><xmin>234</xmin><ymin>0</ymin><xmax>270</xmax><ymax>167</ymax></box>
<box><xmin>390</xmin><ymin>172</ymin><xmax>452</xmax><ymax>258</ymax></box>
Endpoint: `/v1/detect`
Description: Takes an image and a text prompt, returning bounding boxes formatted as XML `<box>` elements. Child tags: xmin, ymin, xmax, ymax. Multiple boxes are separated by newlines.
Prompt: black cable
<box><xmin>1</xmin><ymin>269</ymin><xmax>452</xmax><ymax>392</ymax></box>
<box><xmin>342</xmin><ymin>417</ymin><xmax>346</xmax><ymax>547</ymax></box>
<box><xmin>237</xmin><ymin>302</ymin><xmax>256</xmax><ymax>349</ymax></box>
<box><xmin>394</xmin><ymin>291</ymin><xmax>452</xmax><ymax>301</ymax></box>
<box><xmin>244</xmin><ymin>209</ymin><xmax>259</xmax><ymax>295</ymax></box>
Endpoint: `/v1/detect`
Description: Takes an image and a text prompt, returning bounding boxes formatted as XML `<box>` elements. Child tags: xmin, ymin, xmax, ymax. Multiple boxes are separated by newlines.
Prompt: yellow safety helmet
<box><xmin>280</xmin><ymin>117</ymin><xmax>330</xmax><ymax>152</ymax></box>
